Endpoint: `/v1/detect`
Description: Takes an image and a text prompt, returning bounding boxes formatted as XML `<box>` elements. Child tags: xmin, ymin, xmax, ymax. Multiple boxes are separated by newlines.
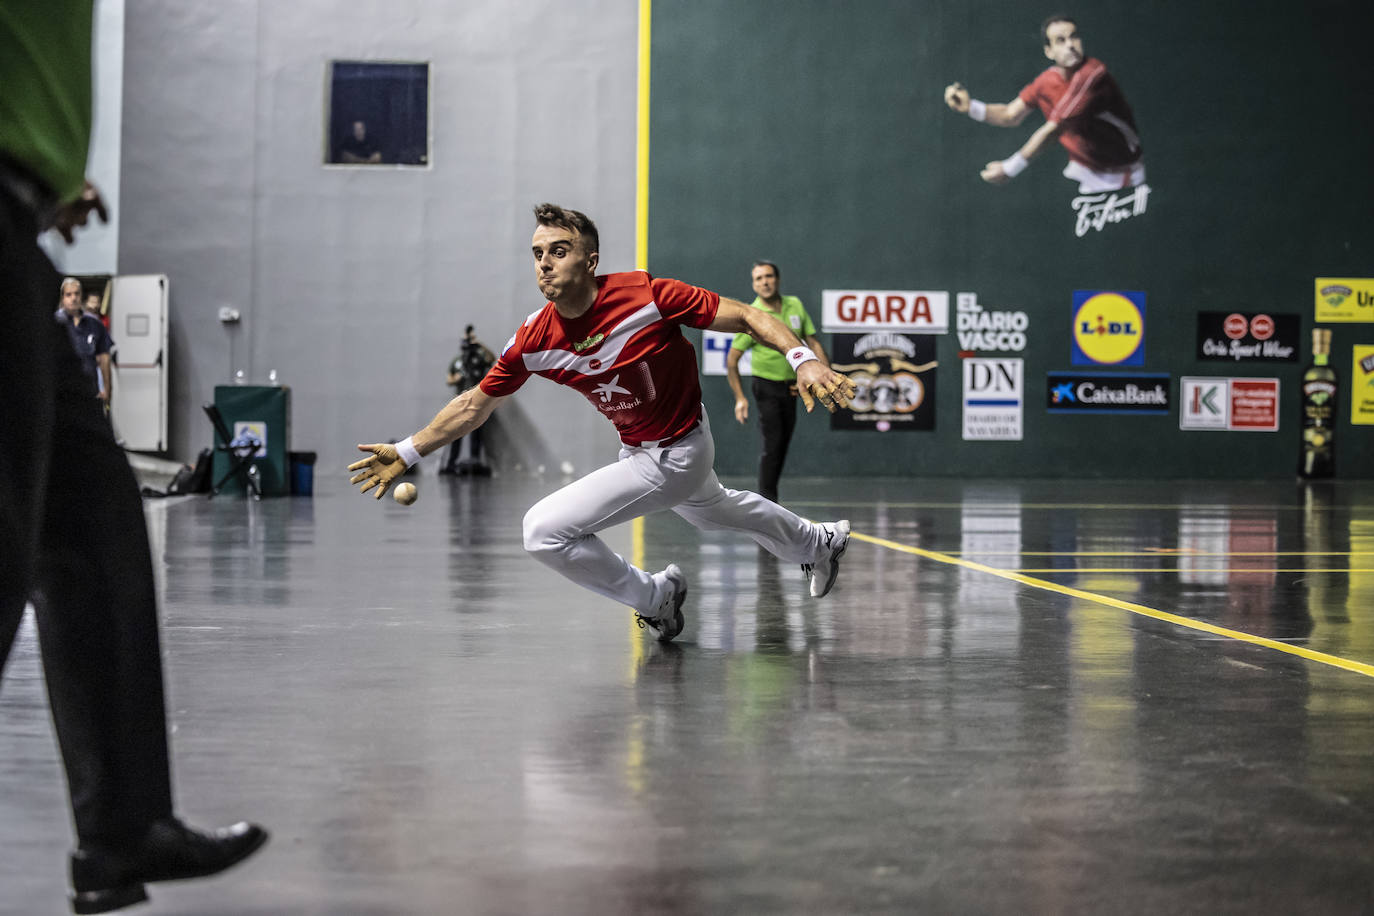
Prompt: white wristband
<box><xmin>968</xmin><ymin>99</ymin><xmax>987</xmax><ymax>122</ymax></box>
<box><xmin>1001</xmin><ymin>152</ymin><xmax>1029</xmax><ymax>177</ymax></box>
<box><xmin>395</xmin><ymin>436</ymin><xmax>422</xmax><ymax>468</ymax></box>
<box><xmin>785</xmin><ymin>346</ymin><xmax>817</xmax><ymax>372</ymax></box>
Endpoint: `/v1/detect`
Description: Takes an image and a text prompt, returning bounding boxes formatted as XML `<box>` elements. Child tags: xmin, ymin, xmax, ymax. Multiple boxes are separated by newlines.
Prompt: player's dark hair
<box><xmin>1040</xmin><ymin>14</ymin><xmax>1076</xmax><ymax>45</ymax></box>
<box><xmin>752</xmin><ymin>260</ymin><xmax>780</xmax><ymax>282</ymax></box>
<box><xmin>533</xmin><ymin>203</ymin><xmax>599</xmax><ymax>254</ymax></box>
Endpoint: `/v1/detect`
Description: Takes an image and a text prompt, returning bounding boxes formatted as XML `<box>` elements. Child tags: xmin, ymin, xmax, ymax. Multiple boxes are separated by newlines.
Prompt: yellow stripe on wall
<box><xmin>635</xmin><ymin>0</ymin><xmax>651</xmax><ymax>272</ymax></box>
<box><xmin>629</xmin><ymin>0</ymin><xmax>652</xmax><ymax>661</ymax></box>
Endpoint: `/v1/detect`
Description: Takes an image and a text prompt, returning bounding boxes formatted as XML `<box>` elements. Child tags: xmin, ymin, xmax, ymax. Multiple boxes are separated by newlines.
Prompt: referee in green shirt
<box><xmin>726</xmin><ymin>261</ymin><xmax>830</xmax><ymax>504</ymax></box>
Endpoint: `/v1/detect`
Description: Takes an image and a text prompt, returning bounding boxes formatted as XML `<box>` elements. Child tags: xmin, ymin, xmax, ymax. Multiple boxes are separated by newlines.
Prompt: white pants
<box><xmin>1063</xmin><ymin>158</ymin><xmax>1146</xmax><ymax>193</ymax></box>
<box><xmin>521</xmin><ymin>410</ymin><xmax>827</xmax><ymax>613</ymax></box>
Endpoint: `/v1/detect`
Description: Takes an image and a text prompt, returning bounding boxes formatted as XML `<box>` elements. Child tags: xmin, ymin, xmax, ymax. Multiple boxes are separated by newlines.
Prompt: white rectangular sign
<box><xmin>962</xmin><ymin>358</ymin><xmax>1023</xmax><ymax>441</ymax></box>
<box><xmin>822</xmin><ymin>290</ymin><xmax>949</xmax><ymax>334</ymax></box>
<box><xmin>1180</xmin><ymin>377</ymin><xmax>1279</xmax><ymax>431</ymax></box>
<box><xmin>700</xmin><ymin>329</ymin><xmax>751</xmax><ymax>377</ymax></box>
<box><xmin>1180</xmin><ymin>377</ymin><xmax>1229</xmax><ymax>429</ymax></box>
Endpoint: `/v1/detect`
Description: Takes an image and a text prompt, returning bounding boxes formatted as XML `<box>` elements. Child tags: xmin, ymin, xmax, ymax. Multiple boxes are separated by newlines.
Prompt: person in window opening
<box><xmin>338</xmin><ymin>119</ymin><xmax>382</xmax><ymax>164</ymax></box>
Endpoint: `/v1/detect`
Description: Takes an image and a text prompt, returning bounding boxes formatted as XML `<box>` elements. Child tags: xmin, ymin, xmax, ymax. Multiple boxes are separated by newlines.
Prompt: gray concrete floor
<box><xmin>3</xmin><ymin>473</ymin><xmax>1374</xmax><ymax>914</ymax></box>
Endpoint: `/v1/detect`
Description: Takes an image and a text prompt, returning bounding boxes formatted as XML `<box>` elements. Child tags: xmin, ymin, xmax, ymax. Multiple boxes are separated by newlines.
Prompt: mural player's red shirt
<box><xmin>1018</xmin><ymin>58</ymin><xmax>1143</xmax><ymax>171</ymax></box>
<box><xmin>481</xmin><ymin>271</ymin><xmax>720</xmax><ymax>445</ymax></box>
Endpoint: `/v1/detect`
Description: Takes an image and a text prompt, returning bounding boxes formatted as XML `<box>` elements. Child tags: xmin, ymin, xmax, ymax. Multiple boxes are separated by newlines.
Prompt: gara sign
<box><xmin>822</xmin><ymin>290</ymin><xmax>949</xmax><ymax>334</ymax></box>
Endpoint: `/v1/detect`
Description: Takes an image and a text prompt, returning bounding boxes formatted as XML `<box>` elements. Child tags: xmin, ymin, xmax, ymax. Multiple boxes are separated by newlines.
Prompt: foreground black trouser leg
<box><xmin>0</xmin><ymin>189</ymin><xmax>56</xmax><ymax>682</ymax></box>
<box><xmin>0</xmin><ymin>189</ymin><xmax>174</xmax><ymax>850</ymax></box>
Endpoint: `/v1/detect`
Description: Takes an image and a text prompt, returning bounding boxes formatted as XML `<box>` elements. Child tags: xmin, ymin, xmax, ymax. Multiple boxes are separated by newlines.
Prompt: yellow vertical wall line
<box><xmin>632</xmin><ymin>0</ymin><xmax>651</xmax><ymax>562</ymax></box>
<box><xmin>629</xmin><ymin>0</ymin><xmax>652</xmax><ymax>664</ymax></box>
<box><xmin>635</xmin><ymin>0</ymin><xmax>652</xmax><ymax>272</ymax></box>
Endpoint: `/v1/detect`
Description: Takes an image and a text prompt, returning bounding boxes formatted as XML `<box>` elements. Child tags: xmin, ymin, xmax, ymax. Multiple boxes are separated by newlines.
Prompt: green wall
<box><xmin>649</xmin><ymin>0</ymin><xmax>1373</xmax><ymax>478</ymax></box>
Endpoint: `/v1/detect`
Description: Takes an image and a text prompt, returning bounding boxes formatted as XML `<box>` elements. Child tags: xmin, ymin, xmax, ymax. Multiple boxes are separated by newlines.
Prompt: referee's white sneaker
<box><xmin>803</xmin><ymin>520</ymin><xmax>851</xmax><ymax>598</ymax></box>
<box><xmin>636</xmin><ymin>564</ymin><xmax>687</xmax><ymax>642</ymax></box>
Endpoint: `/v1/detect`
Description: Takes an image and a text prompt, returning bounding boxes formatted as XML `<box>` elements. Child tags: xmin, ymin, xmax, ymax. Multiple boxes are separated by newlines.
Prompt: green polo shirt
<box><xmin>0</xmin><ymin>0</ymin><xmax>94</xmax><ymax>201</ymax></box>
<box><xmin>731</xmin><ymin>295</ymin><xmax>817</xmax><ymax>382</ymax></box>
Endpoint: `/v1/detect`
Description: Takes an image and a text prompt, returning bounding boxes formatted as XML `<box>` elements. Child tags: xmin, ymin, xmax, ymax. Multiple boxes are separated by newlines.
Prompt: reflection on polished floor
<box><xmin>4</xmin><ymin>476</ymin><xmax>1374</xmax><ymax>914</ymax></box>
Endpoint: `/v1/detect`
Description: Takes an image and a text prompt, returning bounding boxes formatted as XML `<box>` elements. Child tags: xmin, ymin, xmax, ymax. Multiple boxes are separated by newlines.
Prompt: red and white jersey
<box><xmin>1018</xmin><ymin>57</ymin><xmax>1142</xmax><ymax>172</ymax></box>
<box><xmin>480</xmin><ymin>271</ymin><xmax>720</xmax><ymax>445</ymax></box>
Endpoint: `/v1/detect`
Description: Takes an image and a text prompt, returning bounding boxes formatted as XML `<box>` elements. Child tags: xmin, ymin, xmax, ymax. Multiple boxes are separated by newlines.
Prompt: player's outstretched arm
<box><xmin>349</xmin><ymin>387</ymin><xmax>506</xmax><ymax>499</ymax></box>
<box><xmin>710</xmin><ymin>300</ymin><xmax>855</xmax><ymax>414</ymax></box>
<box><xmin>982</xmin><ymin>116</ymin><xmax>1060</xmax><ymax>184</ymax></box>
<box><xmin>946</xmin><ymin>87</ymin><xmax>1031</xmax><ymax>129</ymax></box>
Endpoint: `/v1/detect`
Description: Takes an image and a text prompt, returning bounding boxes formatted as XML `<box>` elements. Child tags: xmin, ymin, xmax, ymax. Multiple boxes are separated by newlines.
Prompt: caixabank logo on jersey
<box><xmin>1047</xmin><ymin>372</ymin><xmax>1170</xmax><ymax>414</ymax></box>
<box><xmin>1071</xmin><ymin>290</ymin><xmax>1145</xmax><ymax>366</ymax></box>
<box><xmin>830</xmin><ymin>332</ymin><xmax>936</xmax><ymax>431</ymax></box>
<box><xmin>1196</xmin><ymin>312</ymin><xmax>1298</xmax><ymax>362</ymax></box>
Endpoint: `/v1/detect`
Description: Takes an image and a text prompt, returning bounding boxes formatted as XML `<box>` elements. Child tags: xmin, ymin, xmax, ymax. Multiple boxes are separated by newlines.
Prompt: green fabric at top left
<box><xmin>0</xmin><ymin>0</ymin><xmax>94</xmax><ymax>202</ymax></box>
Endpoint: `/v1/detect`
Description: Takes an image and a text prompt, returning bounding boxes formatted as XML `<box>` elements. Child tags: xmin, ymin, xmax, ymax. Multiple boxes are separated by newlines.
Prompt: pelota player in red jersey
<box><xmin>349</xmin><ymin>203</ymin><xmax>857</xmax><ymax>642</ymax></box>
<box><xmin>944</xmin><ymin>15</ymin><xmax>1146</xmax><ymax>193</ymax></box>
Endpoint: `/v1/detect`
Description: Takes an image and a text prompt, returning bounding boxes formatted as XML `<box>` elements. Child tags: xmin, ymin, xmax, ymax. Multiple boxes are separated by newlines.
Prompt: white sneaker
<box><xmin>636</xmin><ymin>564</ymin><xmax>687</xmax><ymax>642</ymax></box>
<box><xmin>802</xmin><ymin>520</ymin><xmax>850</xmax><ymax>598</ymax></box>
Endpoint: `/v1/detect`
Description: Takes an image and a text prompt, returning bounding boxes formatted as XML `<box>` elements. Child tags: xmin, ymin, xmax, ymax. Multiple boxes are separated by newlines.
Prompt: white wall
<box><xmin>119</xmin><ymin>1</ymin><xmax>639</xmax><ymax>474</ymax></box>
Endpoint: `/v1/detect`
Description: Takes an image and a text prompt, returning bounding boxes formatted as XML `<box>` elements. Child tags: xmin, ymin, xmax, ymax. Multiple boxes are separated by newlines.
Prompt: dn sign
<box><xmin>1071</xmin><ymin>290</ymin><xmax>1146</xmax><ymax>366</ymax></box>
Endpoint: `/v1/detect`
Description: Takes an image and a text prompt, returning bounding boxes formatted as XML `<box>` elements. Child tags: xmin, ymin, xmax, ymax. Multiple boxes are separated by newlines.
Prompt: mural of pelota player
<box><xmin>943</xmin><ymin>15</ymin><xmax>1145</xmax><ymax>193</ymax></box>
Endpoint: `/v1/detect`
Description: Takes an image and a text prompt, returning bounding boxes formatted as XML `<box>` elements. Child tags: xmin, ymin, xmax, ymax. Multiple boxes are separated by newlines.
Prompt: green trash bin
<box><xmin>212</xmin><ymin>385</ymin><xmax>291</xmax><ymax>497</ymax></box>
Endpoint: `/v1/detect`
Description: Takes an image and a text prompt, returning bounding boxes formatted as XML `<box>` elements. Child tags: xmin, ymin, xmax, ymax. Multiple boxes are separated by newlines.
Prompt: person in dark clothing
<box><xmin>725</xmin><ymin>261</ymin><xmax>829</xmax><ymax>504</ymax></box>
<box><xmin>336</xmin><ymin>119</ymin><xmax>382</xmax><ymax>164</ymax></box>
<box><xmin>56</xmin><ymin>276</ymin><xmax>112</xmax><ymax>402</ymax></box>
<box><xmin>440</xmin><ymin>325</ymin><xmax>496</xmax><ymax>476</ymax></box>
<box><xmin>0</xmin><ymin>2</ymin><xmax>268</xmax><ymax>912</ymax></box>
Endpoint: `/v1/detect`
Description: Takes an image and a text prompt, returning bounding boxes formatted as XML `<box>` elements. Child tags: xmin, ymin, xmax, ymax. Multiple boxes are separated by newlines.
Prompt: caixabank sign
<box><xmin>1047</xmin><ymin>372</ymin><xmax>1171</xmax><ymax>415</ymax></box>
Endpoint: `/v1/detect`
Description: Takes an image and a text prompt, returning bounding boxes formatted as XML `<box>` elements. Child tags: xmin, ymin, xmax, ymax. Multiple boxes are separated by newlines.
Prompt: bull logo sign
<box><xmin>828</xmin><ymin>330</ymin><xmax>938</xmax><ymax>432</ymax></box>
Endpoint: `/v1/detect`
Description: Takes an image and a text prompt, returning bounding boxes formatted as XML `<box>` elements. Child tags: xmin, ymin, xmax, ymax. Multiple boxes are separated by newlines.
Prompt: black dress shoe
<box><xmin>70</xmin><ymin>818</ymin><xmax>269</xmax><ymax>914</ymax></box>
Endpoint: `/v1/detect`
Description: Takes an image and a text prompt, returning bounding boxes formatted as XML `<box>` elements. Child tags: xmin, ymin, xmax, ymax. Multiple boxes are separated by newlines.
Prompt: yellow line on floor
<box><xmin>945</xmin><ymin>551</ymin><xmax>1372</xmax><ymax>558</ymax></box>
<box><xmin>788</xmin><ymin>500</ymin><xmax>1338</xmax><ymax>511</ymax></box>
<box><xmin>1010</xmin><ymin>568</ymin><xmax>1374</xmax><ymax>574</ymax></box>
<box><xmin>851</xmin><ymin>531</ymin><xmax>1374</xmax><ymax>679</ymax></box>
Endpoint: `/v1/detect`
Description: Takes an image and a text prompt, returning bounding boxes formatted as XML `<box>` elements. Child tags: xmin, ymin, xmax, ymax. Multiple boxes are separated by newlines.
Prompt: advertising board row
<box><xmin>701</xmin><ymin>283</ymin><xmax>1374</xmax><ymax>437</ymax></box>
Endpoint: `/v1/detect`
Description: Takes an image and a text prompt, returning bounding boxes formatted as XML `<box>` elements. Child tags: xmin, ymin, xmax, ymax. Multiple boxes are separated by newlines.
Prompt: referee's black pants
<box><xmin>751</xmin><ymin>376</ymin><xmax>797</xmax><ymax>504</ymax></box>
<box><xmin>0</xmin><ymin>186</ymin><xmax>174</xmax><ymax>847</ymax></box>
